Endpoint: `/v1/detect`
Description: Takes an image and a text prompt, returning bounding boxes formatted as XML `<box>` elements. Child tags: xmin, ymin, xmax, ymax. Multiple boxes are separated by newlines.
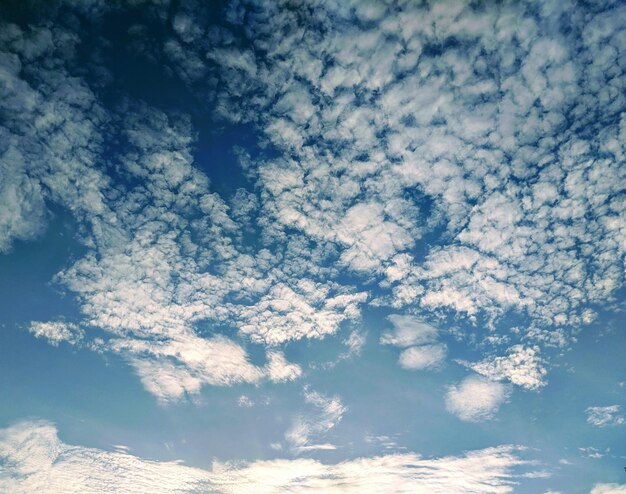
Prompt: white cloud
<box><xmin>0</xmin><ymin>420</ymin><xmax>211</xmax><ymax>493</ymax></box>
<box><xmin>578</xmin><ymin>447</ymin><xmax>608</xmax><ymax>459</ymax></box>
<box><xmin>461</xmin><ymin>346</ymin><xmax>548</xmax><ymax>390</ymax></box>
<box><xmin>0</xmin><ymin>19</ymin><xmax>373</xmax><ymax>399</ymax></box>
<box><xmin>380</xmin><ymin>315</ymin><xmax>439</xmax><ymax>347</ymax></box>
<box><xmin>265</xmin><ymin>351</ymin><xmax>302</xmax><ymax>383</ymax></box>
<box><xmin>110</xmin><ymin>334</ymin><xmax>266</xmax><ymax>402</ymax></box>
<box><xmin>585</xmin><ymin>405</ymin><xmax>625</xmax><ymax>427</ymax></box>
<box><xmin>237</xmin><ymin>282</ymin><xmax>367</xmax><ymax>345</ymax></box>
<box><xmin>590</xmin><ymin>484</ymin><xmax>626</xmax><ymax>494</ymax></box>
<box><xmin>382</xmin><ymin>315</ymin><xmax>446</xmax><ymax>371</ymax></box>
<box><xmin>445</xmin><ymin>376</ymin><xmax>512</xmax><ymax>422</ymax></box>
<box><xmin>207</xmin><ymin>0</ymin><xmax>626</xmax><ymax>366</ymax></box>
<box><xmin>398</xmin><ymin>345</ymin><xmax>447</xmax><ymax>371</ymax></box>
<box><xmin>29</xmin><ymin>321</ymin><xmax>84</xmax><ymax>346</ymax></box>
<box><xmin>4</xmin><ymin>0</ymin><xmax>626</xmax><ymax>404</ymax></box>
<box><xmin>285</xmin><ymin>389</ymin><xmax>346</xmax><ymax>454</ymax></box>
<box><xmin>343</xmin><ymin>330</ymin><xmax>366</xmax><ymax>357</ymax></box>
<box><xmin>0</xmin><ymin>420</ymin><xmax>528</xmax><ymax>494</ymax></box>
<box><xmin>238</xmin><ymin>395</ymin><xmax>254</xmax><ymax>408</ymax></box>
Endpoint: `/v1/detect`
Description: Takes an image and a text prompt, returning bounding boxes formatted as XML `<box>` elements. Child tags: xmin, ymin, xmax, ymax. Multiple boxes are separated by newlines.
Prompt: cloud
<box><xmin>578</xmin><ymin>447</ymin><xmax>608</xmax><ymax>459</ymax></box>
<box><xmin>0</xmin><ymin>23</ymin><xmax>108</xmax><ymax>253</ymax></box>
<box><xmin>4</xmin><ymin>0</ymin><xmax>626</xmax><ymax>403</ymax></box>
<box><xmin>265</xmin><ymin>351</ymin><xmax>302</xmax><ymax>383</ymax></box>
<box><xmin>398</xmin><ymin>345</ymin><xmax>447</xmax><ymax>371</ymax></box>
<box><xmin>121</xmin><ymin>335</ymin><xmax>266</xmax><ymax>403</ymax></box>
<box><xmin>29</xmin><ymin>321</ymin><xmax>84</xmax><ymax>346</ymax></box>
<box><xmin>381</xmin><ymin>315</ymin><xmax>446</xmax><ymax>371</ymax></box>
<box><xmin>0</xmin><ymin>420</ymin><xmax>211</xmax><ymax>493</ymax></box>
<box><xmin>380</xmin><ymin>315</ymin><xmax>439</xmax><ymax>347</ymax></box>
<box><xmin>460</xmin><ymin>345</ymin><xmax>548</xmax><ymax>390</ymax></box>
<box><xmin>0</xmin><ymin>17</ymin><xmax>371</xmax><ymax>400</ymax></box>
<box><xmin>207</xmin><ymin>0</ymin><xmax>626</xmax><ymax>357</ymax></box>
<box><xmin>590</xmin><ymin>485</ymin><xmax>626</xmax><ymax>494</ymax></box>
<box><xmin>0</xmin><ymin>420</ymin><xmax>528</xmax><ymax>494</ymax></box>
<box><xmin>237</xmin><ymin>282</ymin><xmax>367</xmax><ymax>345</ymax></box>
<box><xmin>285</xmin><ymin>389</ymin><xmax>347</xmax><ymax>454</ymax></box>
<box><xmin>585</xmin><ymin>405</ymin><xmax>625</xmax><ymax>427</ymax></box>
<box><xmin>445</xmin><ymin>376</ymin><xmax>512</xmax><ymax>422</ymax></box>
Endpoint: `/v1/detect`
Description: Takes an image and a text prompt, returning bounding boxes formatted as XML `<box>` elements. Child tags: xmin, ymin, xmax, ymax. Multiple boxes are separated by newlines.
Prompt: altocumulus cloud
<box><xmin>0</xmin><ymin>421</ymin><xmax>528</xmax><ymax>494</ymax></box>
<box><xmin>1</xmin><ymin>0</ymin><xmax>624</xmax><ymax>404</ymax></box>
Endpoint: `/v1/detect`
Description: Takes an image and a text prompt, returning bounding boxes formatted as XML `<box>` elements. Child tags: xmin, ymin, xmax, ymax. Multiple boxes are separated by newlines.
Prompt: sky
<box><xmin>0</xmin><ymin>0</ymin><xmax>625</xmax><ymax>492</ymax></box>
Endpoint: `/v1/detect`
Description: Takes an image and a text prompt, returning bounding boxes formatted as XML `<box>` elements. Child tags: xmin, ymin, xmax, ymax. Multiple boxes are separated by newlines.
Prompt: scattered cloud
<box><xmin>585</xmin><ymin>406</ymin><xmax>625</xmax><ymax>427</ymax></box>
<box><xmin>209</xmin><ymin>0</ymin><xmax>626</xmax><ymax>364</ymax></box>
<box><xmin>285</xmin><ymin>389</ymin><xmax>346</xmax><ymax>454</ymax></box>
<box><xmin>29</xmin><ymin>321</ymin><xmax>84</xmax><ymax>346</ymax></box>
<box><xmin>265</xmin><ymin>351</ymin><xmax>302</xmax><ymax>383</ymax></box>
<box><xmin>398</xmin><ymin>345</ymin><xmax>447</xmax><ymax>371</ymax></box>
<box><xmin>590</xmin><ymin>484</ymin><xmax>626</xmax><ymax>494</ymax></box>
<box><xmin>460</xmin><ymin>345</ymin><xmax>548</xmax><ymax>390</ymax></box>
<box><xmin>578</xmin><ymin>447</ymin><xmax>609</xmax><ymax>459</ymax></box>
<box><xmin>3</xmin><ymin>0</ymin><xmax>625</xmax><ymax>402</ymax></box>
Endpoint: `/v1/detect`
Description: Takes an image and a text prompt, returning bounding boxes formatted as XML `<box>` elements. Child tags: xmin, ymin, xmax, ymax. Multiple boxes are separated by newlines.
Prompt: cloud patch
<box><xmin>445</xmin><ymin>376</ymin><xmax>512</xmax><ymax>422</ymax></box>
<box><xmin>460</xmin><ymin>346</ymin><xmax>548</xmax><ymax>390</ymax></box>
<box><xmin>381</xmin><ymin>315</ymin><xmax>447</xmax><ymax>371</ymax></box>
<box><xmin>585</xmin><ymin>405</ymin><xmax>625</xmax><ymax>427</ymax></box>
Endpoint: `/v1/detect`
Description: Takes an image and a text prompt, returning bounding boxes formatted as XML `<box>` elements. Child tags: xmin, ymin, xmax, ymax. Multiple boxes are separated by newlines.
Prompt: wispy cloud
<box><xmin>0</xmin><ymin>420</ymin><xmax>529</xmax><ymax>494</ymax></box>
<box><xmin>585</xmin><ymin>405</ymin><xmax>625</xmax><ymax>427</ymax></box>
<box><xmin>285</xmin><ymin>389</ymin><xmax>347</xmax><ymax>454</ymax></box>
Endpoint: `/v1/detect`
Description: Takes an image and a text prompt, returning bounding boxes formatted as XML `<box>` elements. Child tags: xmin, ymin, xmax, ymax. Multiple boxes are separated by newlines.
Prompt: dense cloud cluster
<box><xmin>0</xmin><ymin>0</ymin><xmax>624</xmax><ymax>420</ymax></box>
<box><xmin>209</xmin><ymin>0</ymin><xmax>625</xmax><ymax>332</ymax></box>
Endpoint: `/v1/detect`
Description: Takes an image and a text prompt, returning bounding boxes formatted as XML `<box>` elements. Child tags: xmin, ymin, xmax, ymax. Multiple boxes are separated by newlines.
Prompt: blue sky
<box><xmin>0</xmin><ymin>0</ymin><xmax>625</xmax><ymax>492</ymax></box>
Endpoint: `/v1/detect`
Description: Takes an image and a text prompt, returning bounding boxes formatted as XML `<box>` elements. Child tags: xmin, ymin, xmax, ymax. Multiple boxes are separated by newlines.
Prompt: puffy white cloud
<box><xmin>115</xmin><ymin>335</ymin><xmax>266</xmax><ymax>402</ymax></box>
<box><xmin>237</xmin><ymin>282</ymin><xmax>367</xmax><ymax>345</ymax></box>
<box><xmin>0</xmin><ymin>18</ymin><xmax>372</xmax><ymax>400</ymax></box>
<box><xmin>0</xmin><ymin>420</ymin><xmax>527</xmax><ymax>494</ymax></box>
<box><xmin>0</xmin><ymin>23</ymin><xmax>109</xmax><ymax>253</ymax></box>
<box><xmin>585</xmin><ymin>405</ymin><xmax>625</xmax><ymax>427</ymax></box>
<box><xmin>578</xmin><ymin>447</ymin><xmax>608</xmax><ymax>460</ymax></box>
<box><xmin>461</xmin><ymin>346</ymin><xmax>548</xmax><ymax>390</ymax></box>
<box><xmin>29</xmin><ymin>321</ymin><xmax>84</xmax><ymax>346</ymax></box>
<box><xmin>445</xmin><ymin>376</ymin><xmax>512</xmax><ymax>422</ymax></box>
